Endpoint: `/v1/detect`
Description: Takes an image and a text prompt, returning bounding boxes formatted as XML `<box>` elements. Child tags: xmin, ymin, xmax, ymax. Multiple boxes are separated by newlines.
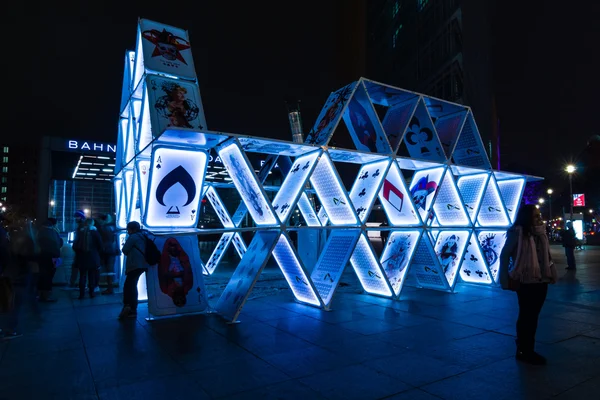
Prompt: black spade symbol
<box><xmin>156</xmin><ymin>165</ymin><xmax>196</xmax><ymax>207</ymax></box>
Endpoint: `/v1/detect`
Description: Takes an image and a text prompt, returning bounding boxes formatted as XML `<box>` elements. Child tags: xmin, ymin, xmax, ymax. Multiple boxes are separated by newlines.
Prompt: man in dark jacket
<box><xmin>119</xmin><ymin>222</ymin><xmax>149</xmax><ymax>319</ymax></box>
<box><xmin>97</xmin><ymin>214</ymin><xmax>119</xmax><ymax>294</ymax></box>
<box><xmin>562</xmin><ymin>223</ymin><xmax>577</xmax><ymax>270</ymax></box>
<box><xmin>73</xmin><ymin>219</ymin><xmax>103</xmax><ymax>299</ymax></box>
<box><xmin>69</xmin><ymin>210</ymin><xmax>87</xmax><ymax>288</ymax></box>
<box><xmin>37</xmin><ymin>218</ymin><xmax>63</xmax><ymax>302</ymax></box>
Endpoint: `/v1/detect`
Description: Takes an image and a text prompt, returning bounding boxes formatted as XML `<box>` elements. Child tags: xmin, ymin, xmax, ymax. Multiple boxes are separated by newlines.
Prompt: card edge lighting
<box><xmin>432</xmin><ymin>172</ymin><xmax>470</xmax><ymax>227</ymax></box>
<box><xmin>456</xmin><ymin>173</ymin><xmax>489</xmax><ymax>226</ymax></box>
<box><xmin>350</xmin><ymin>233</ymin><xmax>393</xmax><ymax>297</ymax></box>
<box><xmin>378</xmin><ymin>230</ymin><xmax>422</xmax><ymax>297</ymax></box>
<box><xmin>379</xmin><ymin>161</ymin><xmax>422</xmax><ymax>226</ymax></box>
<box><xmin>349</xmin><ymin>159</ymin><xmax>391</xmax><ymax>224</ymax></box>
<box><xmin>434</xmin><ymin>230</ymin><xmax>471</xmax><ymax>289</ymax></box>
<box><xmin>476</xmin><ymin>175</ymin><xmax>511</xmax><ymax>228</ymax></box>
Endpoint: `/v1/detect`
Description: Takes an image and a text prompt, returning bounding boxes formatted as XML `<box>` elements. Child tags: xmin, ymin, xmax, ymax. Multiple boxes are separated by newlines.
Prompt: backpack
<box><xmin>142</xmin><ymin>235</ymin><xmax>161</xmax><ymax>266</ymax></box>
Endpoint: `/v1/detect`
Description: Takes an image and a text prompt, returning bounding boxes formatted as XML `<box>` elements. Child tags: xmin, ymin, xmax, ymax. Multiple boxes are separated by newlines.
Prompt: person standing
<box><xmin>73</xmin><ymin>219</ymin><xmax>103</xmax><ymax>299</ymax></box>
<box><xmin>119</xmin><ymin>222</ymin><xmax>149</xmax><ymax>319</ymax></box>
<box><xmin>97</xmin><ymin>214</ymin><xmax>120</xmax><ymax>294</ymax></box>
<box><xmin>36</xmin><ymin>218</ymin><xmax>63</xmax><ymax>302</ymax></box>
<box><xmin>561</xmin><ymin>223</ymin><xmax>577</xmax><ymax>270</ymax></box>
<box><xmin>69</xmin><ymin>210</ymin><xmax>87</xmax><ymax>288</ymax></box>
<box><xmin>499</xmin><ymin>204</ymin><xmax>558</xmax><ymax>365</ymax></box>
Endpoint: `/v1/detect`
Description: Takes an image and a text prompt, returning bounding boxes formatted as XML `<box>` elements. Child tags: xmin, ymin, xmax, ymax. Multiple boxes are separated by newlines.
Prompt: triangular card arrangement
<box><xmin>477</xmin><ymin>230</ymin><xmax>508</xmax><ymax>284</ymax></box>
<box><xmin>456</xmin><ymin>173</ymin><xmax>489</xmax><ymax>225</ymax></box>
<box><xmin>348</xmin><ymin>159</ymin><xmax>391</xmax><ymax>223</ymax></box>
<box><xmin>410</xmin><ymin>233</ymin><xmax>448</xmax><ymax>291</ymax></box>
<box><xmin>399</xmin><ymin>98</ymin><xmax>446</xmax><ymax>162</ymax></box>
<box><xmin>378</xmin><ymin>161</ymin><xmax>421</xmax><ymax>226</ymax></box>
<box><xmin>496</xmin><ymin>178</ymin><xmax>526</xmax><ymax>224</ymax></box>
<box><xmin>431</xmin><ymin>172</ymin><xmax>470</xmax><ymax>227</ymax></box>
<box><xmin>408</xmin><ymin>166</ymin><xmax>446</xmax><ymax>224</ymax></box>
<box><xmin>434</xmin><ymin>230</ymin><xmax>471</xmax><ymax>289</ymax></box>
<box><xmin>451</xmin><ymin>111</ymin><xmax>492</xmax><ymax>169</ymax></box>
<box><xmin>381</xmin><ymin>98</ymin><xmax>419</xmax><ymax>153</ymax></box>
<box><xmin>476</xmin><ymin>176</ymin><xmax>510</xmax><ymax>227</ymax></box>
<box><xmin>349</xmin><ymin>233</ymin><xmax>394</xmax><ymax>297</ymax></box>
<box><xmin>459</xmin><ymin>235</ymin><xmax>493</xmax><ymax>285</ymax></box>
<box><xmin>380</xmin><ymin>229</ymin><xmax>422</xmax><ymax>296</ymax></box>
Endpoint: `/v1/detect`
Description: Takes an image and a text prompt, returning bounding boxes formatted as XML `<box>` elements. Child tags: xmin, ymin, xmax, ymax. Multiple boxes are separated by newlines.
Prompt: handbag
<box><xmin>0</xmin><ymin>276</ymin><xmax>15</xmax><ymax>313</ymax></box>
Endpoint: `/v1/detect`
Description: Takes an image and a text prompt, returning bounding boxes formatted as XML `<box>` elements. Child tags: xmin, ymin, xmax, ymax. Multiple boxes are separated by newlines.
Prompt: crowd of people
<box><xmin>0</xmin><ymin>211</ymin><xmax>149</xmax><ymax>340</ymax></box>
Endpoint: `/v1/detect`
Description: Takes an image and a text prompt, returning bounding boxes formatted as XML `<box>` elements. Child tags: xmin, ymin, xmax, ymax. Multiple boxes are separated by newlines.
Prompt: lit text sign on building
<box><xmin>67</xmin><ymin>140</ymin><xmax>117</xmax><ymax>153</ymax></box>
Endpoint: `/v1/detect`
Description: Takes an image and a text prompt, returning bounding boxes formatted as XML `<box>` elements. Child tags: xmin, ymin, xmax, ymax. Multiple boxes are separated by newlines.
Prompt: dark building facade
<box><xmin>367</xmin><ymin>0</ymin><xmax>497</xmax><ymax>166</ymax></box>
<box><xmin>0</xmin><ymin>143</ymin><xmax>39</xmax><ymax>219</ymax></box>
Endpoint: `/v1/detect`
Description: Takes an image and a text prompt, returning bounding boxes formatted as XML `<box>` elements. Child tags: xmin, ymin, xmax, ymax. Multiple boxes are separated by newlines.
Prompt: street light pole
<box><xmin>547</xmin><ymin>188</ymin><xmax>553</xmax><ymax>221</ymax></box>
<box><xmin>566</xmin><ymin>165</ymin><xmax>576</xmax><ymax>221</ymax></box>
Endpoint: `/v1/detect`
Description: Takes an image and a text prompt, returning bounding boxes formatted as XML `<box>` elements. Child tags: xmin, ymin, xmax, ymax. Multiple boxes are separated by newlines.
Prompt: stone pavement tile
<box><xmin>318</xmin><ymin>334</ymin><xmax>408</xmax><ymax>363</ymax></box>
<box><xmin>3</xmin><ymin>317</ymin><xmax>83</xmax><ymax>357</ymax></box>
<box><xmin>449</xmin><ymin>312</ymin><xmax>516</xmax><ymax>331</ymax></box>
<box><xmin>339</xmin><ymin>317</ymin><xmax>404</xmax><ymax>335</ymax></box>
<box><xmin>302</xmin><ymin>307</ymin><xmax>372</xmax><ymax>324</ymax></box>
<box><xmin>261</xmin><ymin>345</ymin><xmax>358</xmax><ymax>378</ymax></box>
<box><xmin>555</xmin><ymin>308</ymin><xmax>600</xmax><ymax>326</ymax></box>
<box><xmin>86</xmin><ymin>334</ymin><xmax>184</xmax><ymax>389</ymax></box>
<box><xmin>553</xmin><ymin>335</ymin><xmax>600</xmax><ymax>359</ymax></box>
<box><xmin>553</xmin><ymin>376</ymin><xmax>600</xmax><ymax>400</ymax></box>
<box><xmin>263</xmin><ymin>315</ymin><xmax>363</xmax><ymax>345</ymax></box>
<box><xmin>384</xmin><ymin>388</ymin><xmax>445</xmax><ymax>400</ymax></box>
<box><xmin>412</xmin><ymin>331</ymin><xmax>516</xmax><ymax>369</ymax></box>
<box><xmin>192</xmin><ymin>354</ymin><xmax>290</xmax><ymax>398</ymax></box>
<box><xmin>244</xmin><ymin>306</ymin><xmax>304</xmax><ymax>322</ymax></box>
<box><xmin>98</xmin><ymin>373</ymin><xmax>211</xmax><ymax>400</ymax></box>
<box><xmin>371</xmin><ymin>320</ymin><xmax>485</xmax><ymax>351</ymax></box>
<box><xmin>299</xmin><ymin>364</ymin><xmax>412</xmax><ymax>400</ymax></box>
<box><xmin>74</xmin><ymin>303</ymin><xmax>125</xmax><ymax>324</ymax></box>
<box><xmin>219</xmin><ymin>379</ymin><xmax>328</xmax><ymax>400</ymax></box>
<box><xmin>0</xmin><ymin>347</ymin><xmax>95</xmax><ymax>399</ymax></box>
<box><xmin>79</xmin><ymin>318</ymin><xmax>155</xmax><ymax>349</ymax></box>
<box><xmin>353</xmin><ymin>305</ymin><xmax>436</xmax><ymax>327</ymax></box>
<box><xmin>583</xmin><ymin>328</ymin><xmax>600</xmax><ymax>339</ymax></box>
<box><xmin>363</xmin><ymin>350</ymin><xmax>470</xmax><ymax>387</ymax></box>
<box><xmin>532</xmin><ymin>317</ymin><xmax>597</xmax><ymax>344</ymax></box>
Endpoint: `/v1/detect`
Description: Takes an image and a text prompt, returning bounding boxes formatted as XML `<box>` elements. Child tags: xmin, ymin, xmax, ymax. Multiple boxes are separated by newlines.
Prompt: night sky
<box><xmin>5</xmin><ymin>1</ymin><xmax>599</xmax><ymax>188</ymax></box>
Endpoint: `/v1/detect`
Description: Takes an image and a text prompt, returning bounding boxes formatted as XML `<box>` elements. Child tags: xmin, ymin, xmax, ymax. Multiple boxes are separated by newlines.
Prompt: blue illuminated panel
<box><xmin>205</xmin><ymin>186</ymin><xmax>234</xmax><ymax>228</ymax></box>
<box><xmin>477</xmin><ymin>178</ymin><xmax>510</xmax><ymax>227</ymax></box>
<box><xmin>428</xmin><ymin>229</ymin><xmax>440</xmax><ymax>243</ymax></box>
<box><xmin>137</xmin><ymin>89</ymin><xmax>152</xmax><ymax>152</ymax></box>
<box><xmin>297</xmin><ymin>193</ymin><xmax>321</xmax><ymax>227</ymax></box>
<box><xmin>379</xmin><ymin>162</ymin><xmax>421</xmax><ymax>226</ymax></box>
<box><xmin>145</xmin><ymin>147</ymin><xmax>208</xmax><ymax>229</ymax></box>
<box><xmin>411</xmin><ymin>234</ymin><xmax>448</xmax><ymax>290</ymax></box>
<box><xmin>409</xmin><ymin>166</ymin><xmax>445</xmax><ymax>223</ymax></box>
<box><xmin>216</xmin><ymin>230</ymin><xmax>280</xmax><ymax>322</ymax></box>
<box><xmin>452</xmin><ymin>112</ymin><xmax>491</xmax><ymax>169</ymax></box>
<box><xmin>136</xmin><ymin>159</ymin><xmax>150</xmax><ymax>220</ymax></box>
<box><xmin>381</xmin><ymin>98</ymin><xmax>418</xmax><ymax>152</ymax></box>
<box><xmin>350</xmin><ymin>234</ymin><xmax>393</xmax><ymax>297</ymax></box>
<box><xmin>118</xmin><ymin>232</ymin><xmax>148</xmax><ymax>301</ymax></box>
<box><xmin>311</xmin><ymin>230</ymin><xmax>361</xmax><ymax>307</ymax></box>
<box><xmin>349</xmin><ymin>159</ymin><xmax>390</xmax><ymax>223</ymax></box>
<box><xmin>496</xmin><ymin>179</ymin><xmax>525</xmax><ymax>224</ymax></box>
<box><xmin>460</xmin><ymin>236</ymin><xmax>492</xmax><ymax>284</ymax></box>
<box><xmin>272</xmin><ymin>150</ymin><xmax>321</xmax><ymax>223</ymax></box>
<box><xmin>477</xmin><ymin>230</ymin><xmax>508</xmax><ymax>283</ymax></box>
<box><xmin>231</xmin><ymin>233</ymin><xmax>247</xmax><ymax>259</ymax></box>
<box><xmin>380</xmin><ymin>230</ymin><xmax>421</xmax><ymax>296</ymax></box>
<box><xmin>432</xmin><ymin>173</ymin><xmax>470</xmax><ymax>227</ymax></box>
<box><xmin>403</xmin><ymin>99</ymin><xmax>446</xmax><ymax>162</ymax></box>
<box><xmin>204</xmin><ymin>232</ymin><xmax>234</xmax><ymax>275</ymax></box>
<box><xmin>434</xmin><ymin>230</ymin><xmax>470</xmax><ymax>289</ymax></box>
<box><xmin>114</xmin><ymin>179</ymin><xmax>127</xmax><ymax>230</ymax></box>
<box><xmin>124</xmin><ymin>169</ymin><xmax>134</xmax><ymax>221</ymax></box>
<box><xmin>218</xmin><ymin>141</ymin><xmax>279</xmax><ymax>226</ymax></box>
<box><xmin>128</xmin><ymin>167</ymin><xmax>141</xmax><ymax>223</ymax></box>
<box><xmin>310</xmin><ymin>153</ymin><xmax>358</xmax><ymax>226</ymax></box>
<box><xmin>456</xmin><ymin>173</ymin><xmax>488</xmax><ymax>224</ymax></box>
<box><xmin>435</xmin><ymin>112</ymin><xmax>467</xmax><ymax>158</ymax></box>
<box><xmin>272</xmin><ymin>234</ymin><xmax>322</xmax><ymax>306</ymax></box>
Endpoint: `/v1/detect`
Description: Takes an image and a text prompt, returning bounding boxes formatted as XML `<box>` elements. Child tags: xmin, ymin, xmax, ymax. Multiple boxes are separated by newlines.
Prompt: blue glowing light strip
<box><xmin>434</xmin><ymin>230</ymin><xmax>471</xmax><ymax>289</ymax></box>
<box><xmin>380</xmin><ymin>230</ymin><xmax>422</xmax><ymax>297</ymax></box>
<box><xmin>350</xmin><ymin>234</ymin><xmax>393</xmax><ymax>297</ymax></box>
<box><xmin>411</xmin><ymin>232</ymin><xmax>449</xmax><ymax>291</ymax></box>
<box><xmin>204</xmin><ymin>232</ymin><xmax>235</xmax><ymax>275</ymax></box>
<box><xmin>432</xmin><ymin>172</ymin><xmax>470</xmax><ymax>227</ymax></box>
<box><xmin>476</xmin><ymin>176</ymin><xmax>510</xmax><ymax>227</ymax></box>
<box><xmin>496</xmin><ymin>178</ymin><xmax>526</xmax><ymax>224</ymax></box>
<box><xmin>349</xmin><ymin>159</ymin><xmax>391</xmax><ymax>223</ymax></box>
<box><xmin>297</xmin><ymin>193</ymin><xmax>321</xmax><ymax>227</ymax></box>
<box><xmin>379</xmin><ymin>161</ymin><xmax>422</xmax><ymax>226</ymax></box>
<box><xmin>459</xmin><ymin>235</ymin><xmax>493</xmax><ymax>285</ymax></box>
<box><xmin>456</xmin><ymin>173</ymin><xmax>489</xmax><ymax>225</ymax></box>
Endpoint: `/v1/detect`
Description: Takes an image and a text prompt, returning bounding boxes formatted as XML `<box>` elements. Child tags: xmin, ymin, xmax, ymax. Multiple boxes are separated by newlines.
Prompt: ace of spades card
<box><xmin>145</xmin><ymin>147</ymin><xmax>207</xmax><ymax>228</ymax></box>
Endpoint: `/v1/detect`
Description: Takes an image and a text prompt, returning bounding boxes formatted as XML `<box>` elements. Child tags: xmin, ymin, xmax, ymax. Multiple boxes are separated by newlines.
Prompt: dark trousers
<box><xmin>38</xmin><ymin>255</ymin><xmax>56</xmax><ymax>292</ymax></box>
<box><xmin>565</xmin><ymin>247</ymin><xmax>576</xmax><ymax>268</ymax></box>
<box><xmin>516</xmin><ymin>283</ymin><xmax>548</xmax><ymax>353</ymax></box>
<box><xmin>79</xmin><ymin>268</ymin><xmax>98</xmax><ymax>297</ymax></box>
<box><xmin>123</xmin><ymin>268</ymin><xmax>146</xmax><ymax>311</ymax></box>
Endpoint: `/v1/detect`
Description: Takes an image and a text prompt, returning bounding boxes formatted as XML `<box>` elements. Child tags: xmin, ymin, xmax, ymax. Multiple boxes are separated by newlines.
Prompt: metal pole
<box><xmin>548</xmin><ymin>194</ymin><xmax>552</xmax><ymax>221</ymax></box>
<box><xmin>569</xmin><ymin>174</ymin><xmax>573</xmax><ymax>220</ymax></box>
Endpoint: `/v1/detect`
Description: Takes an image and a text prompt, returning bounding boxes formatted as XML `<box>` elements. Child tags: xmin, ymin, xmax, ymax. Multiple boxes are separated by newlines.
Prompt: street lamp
<box><xmin>565</xmin><ymin>165</ymin><xmax>576</xmax><ymax>219</ymax></box>
<box><xmin>50</xmin><ymin>200</ymin><xmax>55</xmax><ymax>206</ymax></box>
<box><xmin>590</xmin><ymin>209</ymin><xmax>594</xmax><ymax>214</ymax></box>
<box><xmin>538</xmin><ymin>198</ymin><xmax>545</xmax><ymax>204</ymax></box>
<box><xmin>547</xmin><ymin>188</ymin><xmax>553</xmax><ymax>220</ymax></box>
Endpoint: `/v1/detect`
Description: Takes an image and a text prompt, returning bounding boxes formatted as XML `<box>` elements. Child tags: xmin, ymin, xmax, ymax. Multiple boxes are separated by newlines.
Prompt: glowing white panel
<box><xmin>146</xmin><ymin>234</ymin><xmax>209</xmax><ymax>316</ymax></box>
<box><xmin>272</xmin><ymin>234</ymin><xmax>322</xmax><ymax>306</ymax></box>
<box><xmin>137</xmin><ymin>88</ymin><xmax>152</xmax><ymax>152</ymax></box>
<box><xmin>379</xmin><ymin>230</ymin><xmax>421</xmax><ymax>296</ymax></box>
<box><xmin>428</xmin><ymin>229</ymin><xmax>440</xmax><ymax>243</ymax></box>
<box><xmin>431</xmin><ymin>173</ymin><xmax>470</xmax><ymax>227</ymax></box>
<box><xmin>231</xmin><ymin>233</ymin><xmax>247</xmax><ymax>259</ymax></box>
<box><xmin>205</xmin><ymin>186</ymin><xmax>234</xmax><ymax>228</ymax></box>
<box><xmin>216</xmin><ymin>230</ymin><xmax>280</xmax><ymax>322</ymax></box>
<box><xmin>115</xmin><ymin>179</ymin><xmax>127</xmax><ymax>230</ymax></box>
<box><xmin>328</xmin><ymin>148</ymin><xmax>388</xmax><ymax>164</ymax></box>
<box><xmin>452</xmin><ymin>112</ymin><xmax>491</xmax><ymax>169</ymax></box>
<box><xmin>477</xmin><ymin>230</ymin><xmax>508</xmax><ymax>283</ymax></box>
<box><xmin>343</xmin><ymin>80</ymin><xmax>392</xmax><ymax>153</ymax></box>
<box><xmin>128</xmin><ymin>167</ymin><xmax>141</xmax><ymax>223</ymax></box>
<box><xmin>146</xmin><ymin>75</ymin><xmax>207</xmax><ymax>137</ymax></box>
<box><xmin>145</xmin><ymin>147</ymin><xmax>208</xmax><ymax>229</ymax></box>
<box><xmin>310</xmin><ymin>153</ymin><xmax>358</xmax><ymax>226</ymax></box>
<box><xmin>124</xmin><ymin>169</ymin><xmax>134</xmax><ymax>220</ymax></box>
<box><xmin>349</xmin><ymin>159</ymin><xmax>390</xmax><ymax>222</ymax></box>
<box><xmin>434</xmin><ymin>230</ymin><xmax>470</xmax><ymax>288</ymax></box>
<box><xmin>379</xmin><ymin>162</ymin><xmax>421</xmax><ymax>226</ymax></box>
<box><xmin>125</xmin><ymin>114</ymin><xmax>136</xmax><ymax>164</ymax></box>
<box><xmin>219</xmin><ymin>141</ymin><xmax>279</xmax><ymax>226</ymax></box>
<box><xmin>138</xmin><ymin>19</ymin><xmax>197</xmax><ymax>80</ymax></box>
<box><xmin>411</xmin><ymin>234</ymin><xmax>448</xmax><ymax>290</ymax></box>
<box><xmin>204</xmin><ymin>232</ymin><xmax>234</xmax><ymax>275</ymax></box>
<box><xmin>409</xmin><ymin>167</ymin><xmax>445</xmax><ymax>223</ymax></box>
<box><xmin>239</xmin><ymin>138</ymin><xmax>316</xmax><ymax>156</ymax></box>
<box><xmin>297</xmin><ymin>193</ymin><xmax>321</xmax><ymax>227</ymax></box>
<box><xmin>460</xmin><ymin>236</ymin><xmax>493</xmax><ymax>284</ymax></box>
<box><xmin>497</xmin><ymin>179</ymin><xmax>526</xmax><ymax>223</ymax></box>
<box><xmin>350</xmin><ymin>234</ymin><xmax>393</xmax><ymax>297</ymax></box>
<box><xmin>402</xmin><ymin>99</ymin><xmax>446</xmax><ymax>162</ymax></box>
<box><xmin>117</xmin><ymin>232</ymin><xmax>148</xmax><ymax>301</ymax></box>
<box><xmin>272</xmin><ymin>150</ymin><xmax>321</xmax><ymax>223</ymax></box>
<box><xmin>456</xmin><ymin>173</ymin><xmax>488</xmax><ymax>223</ymax></box>
<box><xmin>477</xmin><ymin>178</ymin><xmax>510</xmax><ymax>227</ymax></box>
<box><xmin>305</xmin><ymin>81</ymin><xmax>357</xmax><ymax>146</ymax></box>
<box><xmin>132</xmin><ymin>27</ymin><xmax>145</xmax><ymax>93</ymax></box>
<box><xmin>136</xmin><ymin>160</ymin><xmax>151</xmax><ymax>219</ymax></box>
<box><xmin>120</xmin><ymin>53</ymin><xmax>132</xmax><ymax>114</ymax></box>
<box><xmin>132</xmin><ymin>98</ymin><xmax>143</xmax><ymax>142</ymax></box>
<box><xmin>116</xmin><ymin>118</ymin><xmax>128</xmax><ymax>172</ymax></box>
<box><xmin>310</xmin><ymin>230</ymin><xmax>361</xmax><ymax>307</ymax></box>
<box><xmin>381</xmin><ymin>98</ymin><xmax>418</xmax><ymax>152</ymax></box>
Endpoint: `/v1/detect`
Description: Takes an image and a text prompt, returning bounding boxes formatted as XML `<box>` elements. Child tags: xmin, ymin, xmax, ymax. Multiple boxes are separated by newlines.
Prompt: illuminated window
<box><xmin>2</xmin><ymin>157</ymin><xmax>7</xmax><ymax>163</ymax></box>
<box><xmin>393</xmin><ymin>24</ymin><xmax>403</xmax><ymax>48</ymax></box>
<box><xmin>1</xmin><ymin>177</ymin><xmax>6</xmax><ymax>183</ymax></box>
<box><xmin>392</xmin><ymin>1</ymin><xmax>400</xmax><ymax>18</ymax></box>
<box><xmin>2</xmin><ymin>147</ymin><xmax>8</xmax><ymax>153</ymax></box>
<box><xmin>1</xmin><ymin>187</ymin><xmax>6</xmax><ymax>193</ymax></box>
<box><xmin>418</xmin><ymin>0</ymin><xmax>429</xmax><ymax>11</ymax></box>
<box><xmin>2</xmin><ymin>167</ymin><xmax>7</xmax><ymax>173</ymax></box>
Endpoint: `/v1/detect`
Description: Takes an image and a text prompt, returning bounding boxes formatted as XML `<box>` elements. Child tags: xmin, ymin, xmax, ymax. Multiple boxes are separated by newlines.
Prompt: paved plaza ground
<box><xmin>1</xmin><ymin>244</ymin><xmax>599</xmax><ymax>400</ymax></box>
